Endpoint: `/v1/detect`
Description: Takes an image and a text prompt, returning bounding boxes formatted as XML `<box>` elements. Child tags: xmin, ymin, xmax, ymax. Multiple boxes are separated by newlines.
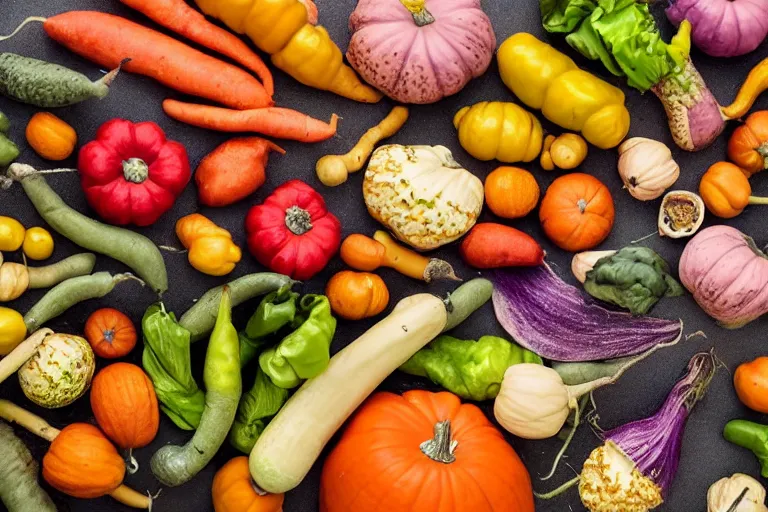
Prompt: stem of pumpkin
<box><xmin>748</xmin><ymin>196</ymin><xmax>768</xmax><ymax>206</ymax></box>
<box><xmin>126</xmin><ymin>448</ymin><xmax>139</xmax><ymax>474</ymax></box>
<box><xmin>419</xmin><ymin>420</ymin><xmax>457</xmax><ymax>464</ymax></box>
<box><xmin>399</xmin><ymin>0</ymin><xmax>435</xmax><ymax>26</ymax></box>
<box><xmin>284</xmin><ymin>206</ymin><xmax>313</xmax><ymax>235</ymax></box>
<box><xmin>577</xmin><ymin>198</ymin><xmax>587</xmax><ymax>214</ymax></box>
<box><xmin>757</xmin><ymin>143</ymin><xmax>768</xmax><ymax>169</ymax></box>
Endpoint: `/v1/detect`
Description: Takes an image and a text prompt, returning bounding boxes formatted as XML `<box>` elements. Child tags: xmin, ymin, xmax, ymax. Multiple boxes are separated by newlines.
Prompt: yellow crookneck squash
<box><xmin>195</xmin><ymin>0</ymin><xmax>382</xmax><ymax>103</ymax></box>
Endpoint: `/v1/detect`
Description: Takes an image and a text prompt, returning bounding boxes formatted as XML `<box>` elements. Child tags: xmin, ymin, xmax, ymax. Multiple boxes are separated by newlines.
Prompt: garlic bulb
<box><xmin>618</xmin><ymin>138</ymin><xmax>680</xmax><ymax>201</ymax></box>
<box><xmin>571</xmin><ymin>250</ymin><xmax>617</xmax><ymax>283</ymax></box>
<box><xmin>708</xmin><ymin>473</ymin><xmax>768</xmax><ymax>512</ymax></box>
<box><xmin>658</xmin><ymin>190</ymin><xmax>705</xmax><ymax>239</ymax></box>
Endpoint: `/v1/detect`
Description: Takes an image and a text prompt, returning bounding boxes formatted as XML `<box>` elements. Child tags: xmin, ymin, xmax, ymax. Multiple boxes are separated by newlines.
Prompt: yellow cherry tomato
<box><xmin>0</xmin><ymin>216</ymin><xmax>25</xmax><ymax>252</ymax></box>
<box><xmin>22</xmin><ymin>227</ymin><xmax>54</xmax><ymax>261</ymax></box>
<box><xmin>0</xmin><ymin>307</ymin><xmax>26</xmax><ymax>355</ymax></box>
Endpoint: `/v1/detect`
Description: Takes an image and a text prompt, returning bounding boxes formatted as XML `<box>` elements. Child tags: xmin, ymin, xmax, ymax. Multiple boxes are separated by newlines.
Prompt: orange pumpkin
<box><xmin>84</xmin><ymin>308</ymin><xmax>137</xmax><ymax>358</ymax></box>
<box><xmin>90</xmin><ymin>362</ymin><xmax>159</xmax><ymax>450</ymax></box>
<box><xmin>43</xmin><ymin>423</ymin><xmax>125</xmax><ymax>498</ymax></box>
<box><xmin>484</xmin><ymin>166</ymin><xmax>540</xmax><ymax>219</ymax></box>
<box><xmin>326</xmin><ymin>270</ymin><xmax>389</xmax><ymax>320</ymax></box>
<box><xmin>734</xmin><ymin>357</ymin><xmax>768</xmax><ymax>413</ymax></box>
<box><xmin>728</xmin><ymin>111</ymin><xmax>768</xmax><ymax>177</ymax></box>
<box><xmin>539</xmin><ymin>173</ymin><xmax>615</xmax><ymax>252</ymax></box>
<box><xmin>320</xmin><ymin>390</ymin><xmax>535</xmax><ymax>512</ymax></box>
<box><xmin>212</xmin><ymin>457</ymin><xmax>284</xmax><ymax>512</ymax></box>
<box><xmin>26</xmin><ymin>112</ymin><xmax>77</xmax><ymax>161</ymax></box>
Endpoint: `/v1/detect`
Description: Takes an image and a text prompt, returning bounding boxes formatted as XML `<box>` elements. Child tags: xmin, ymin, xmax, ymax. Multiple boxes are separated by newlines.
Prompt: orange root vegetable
<box><xmin>722</xmin><ymin>57</ymin><xmax>768</xmax><ymax>120</ymax></box>
<box><xmin>118</xmin><ymin>0</ymin><xmax>274</xmax><ymax>96</ymax></box>
<box><xmin>340</xmin><ymin>232</ymin><xmax>460</xmax><ymax>282</ymax></box>
<box><xmin>196</xmin><ymin>138</ymin><xmax>285</xmax><ymax>207</ymax></box>
<box><xmin>460</xmin><ymin>223</ymin><xmax>545</xmax><ymax>269</ymax></box>
<box><xmin>28</xmin><ymin>12</ymin><xmax>273</xmax><ymax>109</ymax></box>
<box><xmin>163</xmin><ymin>99</ymin><xmax>338</xmax><ymax>142</ymax></box>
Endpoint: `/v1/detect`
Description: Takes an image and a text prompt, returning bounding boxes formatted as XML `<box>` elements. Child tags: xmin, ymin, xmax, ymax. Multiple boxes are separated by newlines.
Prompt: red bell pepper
<box><xmin>245</xmin><ymin>180</ymin><xmax>341</xmax><ymax>280</ymax></box>
<box><xmin>78</xmin><ymin>119</ymin><xmax>191</xmax><ymax>226</ymax></box>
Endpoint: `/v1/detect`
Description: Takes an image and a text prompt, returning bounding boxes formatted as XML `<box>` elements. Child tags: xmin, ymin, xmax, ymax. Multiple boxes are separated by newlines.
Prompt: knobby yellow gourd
<box><xmin>175</xmin><ymin>214</ymin><xmax>242</xmax><ymax>276</ymax></box>
<box><xmin>497</xmin><ymin>33</ymin><xmax>630</xmax><ymax>150</ymax></box>
<box><xmin>194</xmin><ymin>0</ymin><xmax>382</xmax><ymax>103</ymax></box>
<box><xmin>453</xmin><ymin>102</ymin><xmax>543</xmax><ymax>163</ymax></box>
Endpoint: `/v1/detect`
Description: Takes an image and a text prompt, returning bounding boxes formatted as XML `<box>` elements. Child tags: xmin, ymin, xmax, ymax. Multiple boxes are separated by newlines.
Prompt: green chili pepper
<box><xmin>229</xmin><ymin>367</ymin><xmax>289</xmax><ymax>454</ymax></box>
<box><xmin>142</xmin><ymin>303</ymin><xmax>205</xmax><ymax>430</ymax></box>
<box><xmin>399</xmin><ymin>335</ymin><xmax>543</xmax><ymax>401</ymax></box>
<box><xmin>0</xmin><ymin>134</ymin><xmax>19</xmax><ymax>167</ymax></box>
<box><xmin>240</xmin><ymin>286</ymin><xmax>299</xmax><ymax>367</ymax></box>
<box><xmin>259</xmin><ymin>294</ymin><xmax>336</xmax><ymax>389</ymax></box>
<box><xmin>724</xmin><ymin>419</ymin><xmax>768</xmax><ymax>478</ymax></box>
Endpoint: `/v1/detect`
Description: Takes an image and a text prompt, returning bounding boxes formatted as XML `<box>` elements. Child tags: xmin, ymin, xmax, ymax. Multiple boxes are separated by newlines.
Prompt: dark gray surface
<box><xmin>0</xmin><ymin>0</ymin><xmax>766</xmax><ymax>510</ymax></box>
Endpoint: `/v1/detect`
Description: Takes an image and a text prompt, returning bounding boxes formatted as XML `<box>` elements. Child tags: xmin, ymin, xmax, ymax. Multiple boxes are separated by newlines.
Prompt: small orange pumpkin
<box><xmin>484</xmin><ymin>166</ymin><xmax>540</xmax><ymax>219</ymax></box>
<box><xmin>43</xmin><ymin>423</ymin><xmax>125</xmax><ymax>498</ymax></box>
<box><xmin>90</xmin><ymin>362</ymin><xmax>159</xmax><ymax>451</ymax></box>
<box><xmin>212</xmin><ymin>457</ymin><xmax>284</xmax><ymax>512</ymax></box>
<box><xmin>326</xmin><ymin>270</ymin><xmax>389</xmax><ymax>320</ymax></box>
<box><xmin>320</xmin><ymin>390</ymin><xmax>535</xmax><ymax>512</ymax></box>
<box><xmin>728</xmin><ymin>111</ymin><xmax>768</xmax><ymax>177</ymax></box>
<box><xmin>699</xmin><ymin>161</ymin><xmax>768</xmax><ymax>218</ymax></box>
<box><xmin>26</xmin><ymin>112</ymin><xmax>77</xmax><ymax>161</ymax></box>
<box><xmin>84</xmin><ymin>308</ymin><xmax>137</xmax><ymax>358</ymax></box>
<box><xmin>734</xmin><ymin>357</ymin><xmax>768</xmax><ymax>413</ymax></box>
<box><xmin>539</xmin><ymin>173</ymin><xmax>615</xmax><ymax>252</ymax></box>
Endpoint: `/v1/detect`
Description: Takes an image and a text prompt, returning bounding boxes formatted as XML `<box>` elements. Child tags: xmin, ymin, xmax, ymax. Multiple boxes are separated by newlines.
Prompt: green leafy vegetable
<box><xmin>142</xmin><ymin>304</ymin><xmax>205</xmax><ymax>430</ymax></box>
<box><xmin>399</xmin><ymin>335</ymin><xmax>543</xmax><ymax>401</ymax></box>
<box><xmin>229</xmin><ymin>368</ymin><xmax>289</xmax><ymax>453</ymax></box>
<box><xmin>583</xmin><ymin>246</ymin><xmax>684</xmax><ymax>315</ymax></box>
<box><xmin>259</xmin><ymin>295</ymin><xmax>336</xmax><ymax>389</ymax></box>
<box><xmin>240</xmin><ymin>286</ymin><xmax>299</xmax><ymax>367</ymax></box>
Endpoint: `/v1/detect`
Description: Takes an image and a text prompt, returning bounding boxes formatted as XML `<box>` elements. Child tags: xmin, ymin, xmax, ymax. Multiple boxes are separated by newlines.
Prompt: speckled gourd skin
<box><xmin>0</xmin><ymin>53</ymin><xmax>108</xmax><ymax>107</ymax></box>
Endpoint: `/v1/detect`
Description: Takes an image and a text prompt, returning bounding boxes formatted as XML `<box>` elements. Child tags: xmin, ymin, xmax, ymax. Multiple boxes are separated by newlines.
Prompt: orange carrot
<box><xmin>118</xmin><ymin>0</ymin><xmax>274</xmax><ymax>96</ymax></box>
<box><xmin>41</xmin><ymin>11</ymin><xmax>271</xmax><ymax>110</ymax></box>
<box><xmin>163</xmin><ymin>99</ymin><xmax>339</xmax><ymax>143</ymax></box>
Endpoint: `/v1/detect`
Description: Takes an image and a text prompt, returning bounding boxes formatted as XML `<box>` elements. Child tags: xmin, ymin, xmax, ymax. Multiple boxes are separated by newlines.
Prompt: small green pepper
<box><xmin>724</xmin><ymin>419</ymin><xmax>768</xmax><ymax>478</ymax></box>
<box><xmin>259</xmin><ymin>294</ymin><xmax>336</xmax><ymax>389</ymax></box>
<box><xmin>0</xmin><ymin>112</ymin><xmax>10</xmax><ymax>134</ymax></box>
<box><xmin>229</xmin><ymin>367</ymin><xmax>289</xmax><ymax>453</ymax></box>
<box><xmin>399</xmin><ymin>335</ymin><xmax>543</xmax><ymax>401</ymax></box>
<box><xmin>240</xmin><ymin>286</ymin><xmax>298</xmax><ymax>367</ymax></box>
<box><xmin>0</xmin><ymin>134</ymin><xmax>19</xmax><ymax>167</ymax></box>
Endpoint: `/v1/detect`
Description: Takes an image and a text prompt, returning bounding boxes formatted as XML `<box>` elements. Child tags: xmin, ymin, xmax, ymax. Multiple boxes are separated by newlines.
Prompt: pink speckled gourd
<box><xmin>679</xmin><ymin>225</ymin><xmax>768</xmax><ymax>328</ymax></box>
<box><xmin>347</xmin><ymin>0</ymin><xmax>496</xmax><ymax>104</ymax></box>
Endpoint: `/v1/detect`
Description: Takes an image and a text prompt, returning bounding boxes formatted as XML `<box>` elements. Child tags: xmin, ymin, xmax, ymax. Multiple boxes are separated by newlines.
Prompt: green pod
<box><xmin>26</xmin><ymin>253</ymin><xmax>96</xmax><ymax>289</ymax></box>
<box><xmin>0</xmin><ymin>111</ymin><xmax>10</xmax><ymax>133</ymax></box>
<box><xmin>0</xmin><ymin>53</ymin><xmax>123</xmax><ymax>107</ymax></box>
<box><xmin>0</xmin><ymin>134</ymin><xmax>19</xmax><ymax>167</ymax></box>
<box><xmin>443</xmin><ymin>278</ymin><xmax>493</xmax><ymax>332</ymax></box>
<box><xmin>239</xmin><ymin>286</ymin><xmax>299</xmax><ymax>367</ymax></box>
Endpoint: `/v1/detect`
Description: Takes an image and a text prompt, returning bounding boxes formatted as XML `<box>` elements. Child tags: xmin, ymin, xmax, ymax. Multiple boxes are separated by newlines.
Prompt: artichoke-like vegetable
<box><xmin>18</xmin><ymin>333</ymin><xmax>95</xmax><ymax>408</ymax></box>
<box><xmin>582</xmin><ymin>246</ymin><xmax>684</xmax><ymax>315</ymax></box>
<box><xmin>363</xmin><ymin>144</ymin><xmax>484</xmax><ymax>250</ymax></box>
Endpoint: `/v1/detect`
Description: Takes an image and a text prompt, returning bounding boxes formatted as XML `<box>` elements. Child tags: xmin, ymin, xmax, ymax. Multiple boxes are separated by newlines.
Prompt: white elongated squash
<box><xmin>249</xmin><ymin>293</ymin><xmax>447</xmax><ymax>493</ymax></box>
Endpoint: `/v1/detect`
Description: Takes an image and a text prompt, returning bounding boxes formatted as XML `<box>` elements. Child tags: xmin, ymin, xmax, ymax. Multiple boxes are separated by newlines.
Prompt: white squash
<box><xmin>708</xmin><ymin>473</ymin><xmax>768</xmax><ymax>512</ymax></box>
<box><xmin>618</xmin><ymin>137</ymin><xmax>680</xmax><ymax>201</ymax></box>
<box><xmin>249</xmin><ymin>293</ymin><xmax>448</xmax><ymax>494</ymax></box>
<box><xmin>363</xmin><ymin>144</ymin><xmax>484</xmax><ymax>250</ymax></box>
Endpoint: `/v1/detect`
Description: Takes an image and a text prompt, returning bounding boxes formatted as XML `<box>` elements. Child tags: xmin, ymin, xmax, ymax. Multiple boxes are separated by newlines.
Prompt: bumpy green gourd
<box><xmin>0</xmin><ymin>53</ymin><xmax>123</xmax><ymax>107</ymax></box>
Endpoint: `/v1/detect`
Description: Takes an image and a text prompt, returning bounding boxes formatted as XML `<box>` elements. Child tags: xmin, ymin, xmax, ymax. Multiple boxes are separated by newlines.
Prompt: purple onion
<box><xmin>491</xmin><ymin>264</ymin><xmax>683</xmax><ymax>362</ymax></box>
<box><xmin>604</xmin><ymin>351</ymin><xmax>716</xmax><ymax>495</ymax></box>
<box><xmin>667</xmin><ymin>0</ymin><xmax>768</xmax><ymax>58</ymax></box>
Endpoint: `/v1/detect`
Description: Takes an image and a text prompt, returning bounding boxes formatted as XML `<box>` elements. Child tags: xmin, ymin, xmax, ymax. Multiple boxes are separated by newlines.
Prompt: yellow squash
<box><xmin>194</xmin><ymin>0</ymin><xmax>382</xmax><ymax>102</ymax></box>
<box><xmin>176</xmin><ymin>214</ymin><xmax>242</xmax><ymax>276</ymax></box>
<box><xmin>497</xmin><ymin>33</ymin><xmax>630</xmax><ymax>150</ymax></box>
<box><xmin>453</xmin><ymin>102</ymin><xmax>543</xmax><ymax>163</ymax></box>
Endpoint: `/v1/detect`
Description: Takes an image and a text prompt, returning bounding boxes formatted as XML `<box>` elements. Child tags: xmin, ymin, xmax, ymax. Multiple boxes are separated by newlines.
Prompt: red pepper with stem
<box><xmin>245</xmin><ymin>180</ymin><xmax>341</xmax><ymax>280</ymax></box>
<box><xmin>78</xmin><ymin>119</ymin><xmax>191</xmax><ymax>226</ymax></box>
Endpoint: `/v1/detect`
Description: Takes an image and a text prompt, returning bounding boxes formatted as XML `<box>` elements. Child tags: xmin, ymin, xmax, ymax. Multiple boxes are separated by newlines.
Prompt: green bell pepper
<box><xmin>584</xmin><ymin>246</ymin><xmax>684</xmax><ymax>315</ymax></box>
<box><xmin>142</xmin><ymin>304</ymin><xmax>205</xmax><ymax>430</ymax></box>
<box><xmin>399</xmin><ymin>335</ymin><xmax>543</xmax><ymax>401</ymax></box>
<box><xmin>724</xmin><ymin>419</ymin><xmax>768</xmax><ymax>478</ymax></box>
<box><xmin>259</xmin><ymin>294</ymin><xmax>336</xmax><ymax>389</ymax></box>
<box><xmin>229</xmin><ymin>367</ymin><xmax>289</xmax><ymax>453</ymax></box>
<box><xmin>239</xmin><ymin>286</ymin><xmax>299</xmax><ymax>367</ymax></box>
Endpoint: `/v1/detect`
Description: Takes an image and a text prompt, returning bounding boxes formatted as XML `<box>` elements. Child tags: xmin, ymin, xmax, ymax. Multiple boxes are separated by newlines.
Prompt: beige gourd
<box><xmin>708</xmin><ymin>473</ymin><xmax>768</xmax><ymax>512</ymax></box>
<box><xmin>249</xmin><ymin>293</ymin><xmax>447</xmax><ymax>494</ymax></box>
<box><xmin>618</xmin><ymin>137</ymin><xmax>680</xmax><ymax>201</ymax></box>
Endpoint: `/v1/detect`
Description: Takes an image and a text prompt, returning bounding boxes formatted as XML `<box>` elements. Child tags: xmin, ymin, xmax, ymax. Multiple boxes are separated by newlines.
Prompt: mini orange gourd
<box><xmin>484</xmin><ymin>166</ymin><xmax>540</xmax><ymax>219</ymax></box>
<box><xmin>320</xmin><ymin>390</ymin><xmax>535</xmax><ymax>512</ymax></box>
<box><xmin>699</xmin><ymin>161</ymin><xmax>768</xmax><ymax>218</ymax></box>
<box><xmin>539</xmin><ymin>173</ymin><xmax>615</xmax><ymax>252</ymax></box>
<box><xmin>326</xmin><ymin>270</ymin><xmax>389</xmax><ymax>320</ymax></box>
<box><xmin>90</xmin><ymin>363</ymin><xmax>159</xmax><ymax>455</ymax></box>
<box><xmin>43</xmin><ymin>423</ymin><xmax>125</xmax><ymax>498</ymax></box>
<box><xmin>84</xmin><ymin>308</ymin><xmax>137</xmax><ymax>358</ymax></box>
<box><xmin>212</xmin><ymin>457</ymin><xmax>284</xmax><ymax>512</ymax></box>
<box><xmin>25</xmin><ymin>112</ymin><xmax>77</xmax><ymax>161</ymax></box>
<box><xmin>734</xmin><ymin>357</ymin><xmax>768</xmax><ymax>414</ymax></box>
<box><xmin>728</xmin><ymin>111</ymin><xmax>768</xmax><ymax>177</ymax></box>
